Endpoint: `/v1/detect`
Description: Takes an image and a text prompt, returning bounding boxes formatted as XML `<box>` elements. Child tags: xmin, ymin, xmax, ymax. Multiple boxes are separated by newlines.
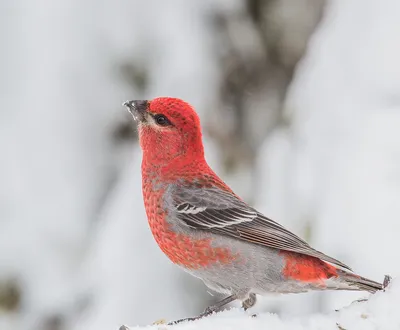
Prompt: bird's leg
<box><xmin>203</xmin><ymin>294</ymin><xmax>237</xmax><ymax>315</ymax></box>
<box><xmin>242</xmin><ymin>293</ymin><xmax>257</xmax><ymax>310</ymax></box>
<box><xmin>167</xmin><ymin>294</ymin><xmax>237</xmax><ymax>325</ymax></box>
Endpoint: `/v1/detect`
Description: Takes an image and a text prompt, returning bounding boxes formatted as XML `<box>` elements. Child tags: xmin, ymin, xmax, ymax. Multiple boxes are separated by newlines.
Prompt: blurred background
<box><xmin>1</xmin><ymin>0</ymin><xmax>400</xmax><ymax>329</ymax></box>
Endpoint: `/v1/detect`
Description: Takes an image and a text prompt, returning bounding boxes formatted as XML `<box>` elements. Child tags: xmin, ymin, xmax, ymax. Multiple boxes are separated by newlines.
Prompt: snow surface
<box><xmin>123</xmin><ymin>278</ymin><xmax>400</xmax><ymax>330</ymax></box>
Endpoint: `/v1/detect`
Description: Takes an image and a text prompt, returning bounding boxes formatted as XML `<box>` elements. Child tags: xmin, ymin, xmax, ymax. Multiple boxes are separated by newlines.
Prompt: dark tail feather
<box><xmin>337</xmin><ymin>270</ymin><xmax>384</xmax><ymax>293</ymax></box>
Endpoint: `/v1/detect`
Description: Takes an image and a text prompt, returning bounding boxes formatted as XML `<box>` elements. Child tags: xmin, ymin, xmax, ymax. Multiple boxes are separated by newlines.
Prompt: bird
<box><xmin>123</xmin><ymin>97</ymin><xmax>385</xmax><ymax>324</ymax></box>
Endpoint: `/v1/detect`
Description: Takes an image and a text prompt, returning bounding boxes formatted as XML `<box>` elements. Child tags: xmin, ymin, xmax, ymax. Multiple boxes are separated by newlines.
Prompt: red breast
<box><xmin>142</xmin><ymin>174</ymin><xmax>238</xmax><ymax>270</ymax></box>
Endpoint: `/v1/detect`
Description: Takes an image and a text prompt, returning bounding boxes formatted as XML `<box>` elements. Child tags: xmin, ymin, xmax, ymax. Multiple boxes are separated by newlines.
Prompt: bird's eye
<box><xmin>154</xmin><ymin>114</ymin><xmax>171</xmax><ymax>126</ymax></box>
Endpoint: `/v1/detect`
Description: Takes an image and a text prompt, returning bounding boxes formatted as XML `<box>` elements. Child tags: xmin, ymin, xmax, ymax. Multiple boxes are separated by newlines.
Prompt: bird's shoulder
<box><xmin>163</xmin><ymin>161</ymin><xmax>235</xmax><ymax>193</ymax></box>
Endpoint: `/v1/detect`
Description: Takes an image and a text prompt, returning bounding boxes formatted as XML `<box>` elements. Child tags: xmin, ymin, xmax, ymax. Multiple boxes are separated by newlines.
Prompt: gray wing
<box><xmin>170</xmin><ymin>186</ymin><xmax>352</xmax><ymax>271</ymax></box>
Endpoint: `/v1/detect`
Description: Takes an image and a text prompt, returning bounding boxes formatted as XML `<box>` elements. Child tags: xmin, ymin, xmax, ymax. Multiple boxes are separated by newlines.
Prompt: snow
<box><xmin>122</xmin><ymin>278</ymin><xmax>400</xmax><ymax>330</ymax></box>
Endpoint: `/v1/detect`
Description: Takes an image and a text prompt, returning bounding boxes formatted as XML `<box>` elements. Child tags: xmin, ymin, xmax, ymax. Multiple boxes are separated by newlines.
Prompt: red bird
<box><xmin>123</xmin><ymin>97</ymin><xmax>383</xmax><ymax>323</ymax></box>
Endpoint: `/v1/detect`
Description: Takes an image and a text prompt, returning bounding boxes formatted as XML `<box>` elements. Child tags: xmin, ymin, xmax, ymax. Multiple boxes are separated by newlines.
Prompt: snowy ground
<box><xmin>123</xmin><ymin>278</ymin><xmax>400</xmax><ymax>330</ymax></box>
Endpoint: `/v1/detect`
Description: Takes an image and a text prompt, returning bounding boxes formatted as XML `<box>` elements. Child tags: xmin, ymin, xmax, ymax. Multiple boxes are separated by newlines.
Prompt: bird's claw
<box><xmin>203</xmin><ymin>306</ymin><xmax>216</xmax><ymax>315</ymax></box>
<box><xmin>242</xmin><ymin>293</ymin><xmax>257</xmax><ymax>311</ymax></box>
<box><xmin>167</xmin><ymin>315</ymin><xmax>203</xmax><ymax>325</ymax></box>
<box><xmin>166</xmin><ymin>307</ymin><xmax>216</xmax><ymax>325</ymax></box>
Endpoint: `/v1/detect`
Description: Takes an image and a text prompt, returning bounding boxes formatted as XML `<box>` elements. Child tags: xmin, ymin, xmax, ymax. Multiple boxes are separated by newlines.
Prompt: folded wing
<box><xmin>170</xmin><ymin>185</ymin><xmax>352</xmax><ymax>271</ymax></box>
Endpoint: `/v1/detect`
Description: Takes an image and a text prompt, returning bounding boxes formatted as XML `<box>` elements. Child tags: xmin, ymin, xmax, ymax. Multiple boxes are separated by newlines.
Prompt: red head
<box><xmin>124</xmin><ymin>97</ymin><xmax>205</xmax><ymax>166</ymax></box>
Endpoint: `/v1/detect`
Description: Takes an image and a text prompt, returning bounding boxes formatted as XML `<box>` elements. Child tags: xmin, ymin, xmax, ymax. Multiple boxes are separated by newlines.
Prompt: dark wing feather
<box><xmin>171</xmin><ymin>186</ymin><xmax>352</xmax><ymax>271</ymax></box>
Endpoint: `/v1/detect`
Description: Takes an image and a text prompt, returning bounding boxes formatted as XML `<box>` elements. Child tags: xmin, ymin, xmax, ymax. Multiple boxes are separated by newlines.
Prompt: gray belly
<box><xmin>180</xmin><ymin>234</ymin><xmax>292</xmax><ymax>298</ymax></box>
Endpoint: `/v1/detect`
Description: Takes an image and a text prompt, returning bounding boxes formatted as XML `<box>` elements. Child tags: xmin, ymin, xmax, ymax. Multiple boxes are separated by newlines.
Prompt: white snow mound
<box><xmin>121</xmin><ymin>277</ymin><xmax>400</xmax><ymax>330</ymax></box>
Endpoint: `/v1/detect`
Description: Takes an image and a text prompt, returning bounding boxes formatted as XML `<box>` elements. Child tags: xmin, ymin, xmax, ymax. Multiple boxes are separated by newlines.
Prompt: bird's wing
<box><xmin>170</xmin><ymin>185</ymin><xmax>352</xmax><ymax>271</ymax></box>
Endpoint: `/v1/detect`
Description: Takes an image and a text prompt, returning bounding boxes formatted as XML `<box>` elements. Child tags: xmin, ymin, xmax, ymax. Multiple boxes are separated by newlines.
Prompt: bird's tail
<box><xmin>335</xmin><ymin>269</ymin><xmax>385</xmax><ymax>293</ymax></box>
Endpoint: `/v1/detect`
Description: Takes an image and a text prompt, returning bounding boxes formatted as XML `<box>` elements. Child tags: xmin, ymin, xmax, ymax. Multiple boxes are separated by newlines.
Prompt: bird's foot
<box><xmin>242</xmin><ymin>293</ymin><xmax>257</xmax><ymax>311</ymax></box>
<box><xmin>167</xmin><ymin>309</ymin><xmax>213</xmax><ymax>325</ymax></box>
<box><xmin>166</xmin><ymin>294</ymin><xmax>237</xmax><ymax>325</ymax></box>
<box><xmin>167</xmin><ymin>304</ymin><xmax>222</xmax><ymax>325</ymax></box>
<box><xmin>167</xmin><ymin>294</ymin><xmax>238</xmax><ymax>325</ymax></box>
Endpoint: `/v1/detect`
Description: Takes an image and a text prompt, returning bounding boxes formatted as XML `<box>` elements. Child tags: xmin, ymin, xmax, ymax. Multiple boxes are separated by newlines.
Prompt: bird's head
<box><xmin>123</xmin><ymin>97</ymin><xmax>204</xmax><ymax>165</ymax></box>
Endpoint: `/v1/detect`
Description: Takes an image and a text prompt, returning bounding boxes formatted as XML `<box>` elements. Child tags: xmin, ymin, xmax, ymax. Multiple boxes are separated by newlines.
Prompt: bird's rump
<box><xmin>170</xmin><ymin>185</ymin><xmax>352</xmax><ymax>271</ymax></box>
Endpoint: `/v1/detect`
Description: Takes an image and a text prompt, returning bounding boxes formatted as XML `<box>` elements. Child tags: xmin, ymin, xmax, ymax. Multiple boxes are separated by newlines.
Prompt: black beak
<box><xmin>123</xmin><ymin>100</ymin><xmax>149</xmax><ymax>121</ymax></box>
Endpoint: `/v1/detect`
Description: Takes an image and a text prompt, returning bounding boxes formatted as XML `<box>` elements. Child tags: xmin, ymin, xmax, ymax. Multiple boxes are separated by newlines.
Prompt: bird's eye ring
<box><xmin>153</xmin><ymin>114</ymin><xmax>171</xmax><ymax>126</ymax></box>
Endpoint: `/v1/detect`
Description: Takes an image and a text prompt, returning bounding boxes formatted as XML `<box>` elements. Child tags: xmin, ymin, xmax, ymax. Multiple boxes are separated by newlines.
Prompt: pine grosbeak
<box><xmin>123</xmin><ymin>97</ymin><xmax>385</xmax><ymax>324</ymax></box>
